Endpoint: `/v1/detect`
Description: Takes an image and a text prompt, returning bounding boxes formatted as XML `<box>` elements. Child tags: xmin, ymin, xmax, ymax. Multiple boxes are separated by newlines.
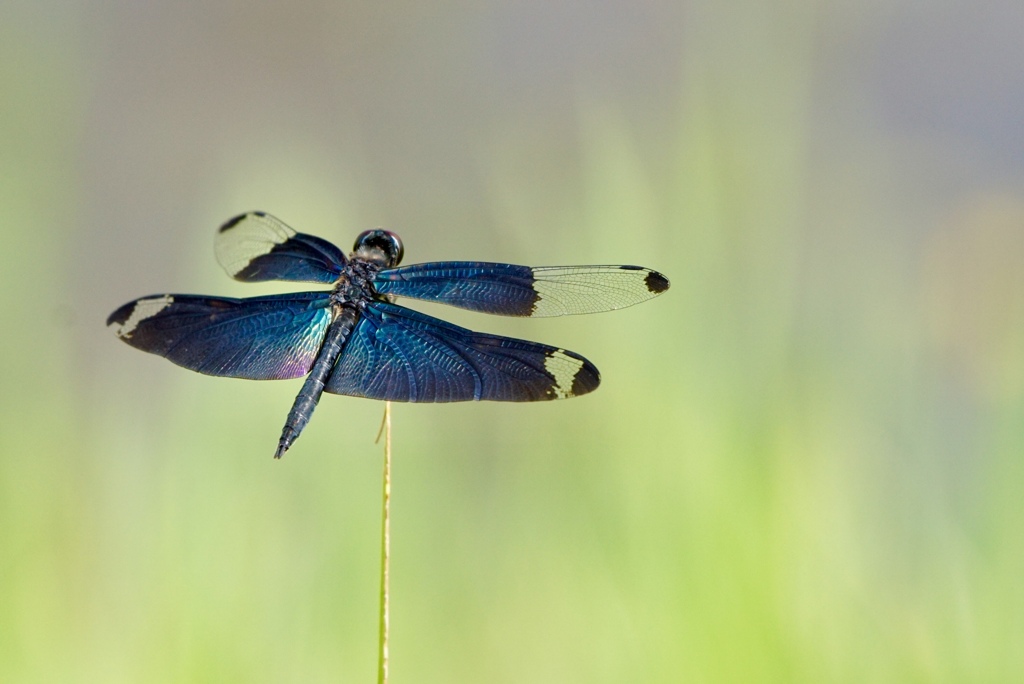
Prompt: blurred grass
<box><xmin>3</xmin><ymin>1</ymin><xmax>1024</xmax><ymax>682</ymax></box>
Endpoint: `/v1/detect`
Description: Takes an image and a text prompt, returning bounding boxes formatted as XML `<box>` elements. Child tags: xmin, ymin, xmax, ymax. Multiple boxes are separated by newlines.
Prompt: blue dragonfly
<box><xmin>108</xmin><ymin>212</ymin><xmax>670</xmax><ymax>458</ymax></box>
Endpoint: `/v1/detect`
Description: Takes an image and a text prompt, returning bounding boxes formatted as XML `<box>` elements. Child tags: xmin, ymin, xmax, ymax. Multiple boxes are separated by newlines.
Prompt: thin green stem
<box><xmin>377</xmin><ymin>401</ymin><xmax>392</xmax><ymax>684</ymax></box>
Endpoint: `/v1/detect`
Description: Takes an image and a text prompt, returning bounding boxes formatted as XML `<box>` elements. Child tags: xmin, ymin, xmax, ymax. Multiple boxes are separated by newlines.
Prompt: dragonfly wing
<box><xmin>107</xmin><ymin>292</ymin><xmax>332</xmax><ymax>379</ymax></box>
<box><xmin>373</xmin><ymin>261</ymin><xmax>669</xmax><ymax>317</ymax></box>
<box><xmin>215</xmin><ymin>212</ymin><xmax>346</xmax><ymax>284</ymax></box>
<box><xmin>324</xmin><ymin>301</ymin><xmax>599</xmax><ymax>402</ymax></box>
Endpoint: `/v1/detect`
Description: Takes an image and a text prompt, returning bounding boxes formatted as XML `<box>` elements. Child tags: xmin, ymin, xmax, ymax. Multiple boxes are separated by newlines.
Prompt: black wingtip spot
<box><xmin>219</xmin><ymin>213</ymin><xmax>249</xmax><ymax>233</ymax></box>
<box><xmin>645</xmin><ymin>270</ymin><xmax>670</xmax><ymax>294</ymax></box>
<box><xmin>106</xmin><ymin>303</ymin><xmax>131</xmax><ymax>327</ymax></box>
<box><xmin>572</xmin><ymin>359</ymin><xmax>601</xmax><ymax>397</ymax></box>
<box><xmin>540</xmin><ymin>348</ymin><xmax>600</xmax><ymax>399</ymax></box>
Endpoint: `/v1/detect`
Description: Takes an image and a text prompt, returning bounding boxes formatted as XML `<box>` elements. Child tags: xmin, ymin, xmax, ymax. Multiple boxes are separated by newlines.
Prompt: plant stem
<box><xmin>377</xmin><ymin>401</ymin><xmax>392</xmax><ymax>684</ymax></box>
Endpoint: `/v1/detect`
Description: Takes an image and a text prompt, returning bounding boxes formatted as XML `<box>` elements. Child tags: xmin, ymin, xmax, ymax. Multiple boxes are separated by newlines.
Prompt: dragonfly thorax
<box><xmin>332</xmin><ymin>259</ymin><xmax>381</xmax><ymax>307</ymax></box>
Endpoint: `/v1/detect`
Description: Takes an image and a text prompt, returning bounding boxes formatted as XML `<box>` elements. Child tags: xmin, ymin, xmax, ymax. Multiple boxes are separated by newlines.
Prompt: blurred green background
<box><xmin>2</xmin><ymin>0</ymin><xmax>1023</xmax><ymax>681</ymax></box>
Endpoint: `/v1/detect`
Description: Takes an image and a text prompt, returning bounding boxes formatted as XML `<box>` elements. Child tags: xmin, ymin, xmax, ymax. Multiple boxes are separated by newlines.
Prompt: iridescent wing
<box><xmin>107</xmin><ymin>292</ymin><xmax>332</xmax><ymax>379</ymax></box>
<box><xmin>325</xmin><ymin>301</ymin><xmax>599</xmax><ymax>402</ymax></box>
<box><xmin>372</xmin><ymin>262</ymin><xmax>669</xmax><ymax>317</ymax></box>
<box><xmin>215</xmin><ymin>211</ymin><xmax>346</xmax><ymax>284</ymax></box>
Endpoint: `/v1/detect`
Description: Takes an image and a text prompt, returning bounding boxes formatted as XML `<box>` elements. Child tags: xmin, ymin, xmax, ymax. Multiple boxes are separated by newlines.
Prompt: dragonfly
<box><xmin>107</xmin><ymin>212</ymin><xmax>670</xmax><ymax>458</ymax></box>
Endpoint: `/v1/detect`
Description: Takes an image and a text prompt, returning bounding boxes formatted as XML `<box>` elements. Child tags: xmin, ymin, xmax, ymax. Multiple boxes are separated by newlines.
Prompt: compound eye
<box><xmin>354</xmin><ymin>229</ymin><xmax>404</xmax><ymax>267</ymax></box>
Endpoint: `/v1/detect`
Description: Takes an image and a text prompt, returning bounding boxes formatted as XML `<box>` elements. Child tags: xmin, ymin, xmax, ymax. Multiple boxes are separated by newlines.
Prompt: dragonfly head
<box><xmin>354</xmin><ymin>229</ymin><xmax>404</xmax><ymax>268</ymax></box>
